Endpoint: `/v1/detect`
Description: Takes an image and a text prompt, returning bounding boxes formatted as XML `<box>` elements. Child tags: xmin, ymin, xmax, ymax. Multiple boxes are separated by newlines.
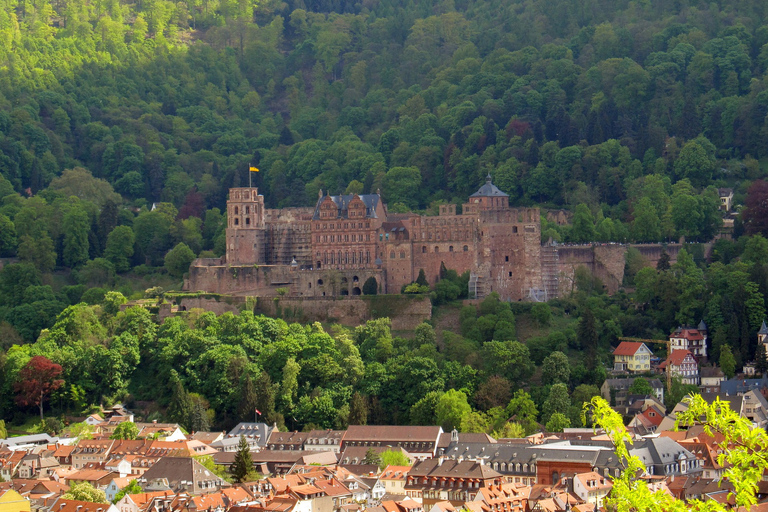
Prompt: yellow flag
<box><xmin>249</xmin><ymin>166</ymin><xmax>259</xmax><ymax>172</ymax></box>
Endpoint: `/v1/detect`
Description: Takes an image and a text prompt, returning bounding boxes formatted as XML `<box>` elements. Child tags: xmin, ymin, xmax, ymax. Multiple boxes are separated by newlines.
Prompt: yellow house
<box><xmin>613</xmin><ymin>342</ymin><xmax>653</xmax><ymax>373</ymax></box>
<box><xmin>0</xmin><ymin>489</ymin><xmax>31</xmax><ymax>512</ymax></box>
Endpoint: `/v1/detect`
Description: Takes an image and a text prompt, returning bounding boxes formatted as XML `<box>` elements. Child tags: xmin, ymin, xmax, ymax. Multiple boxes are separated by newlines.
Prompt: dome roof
<box><xmin>470</xmin><ymin>175</ymin><xmax>508</xmax><ymax>198</ymax></box>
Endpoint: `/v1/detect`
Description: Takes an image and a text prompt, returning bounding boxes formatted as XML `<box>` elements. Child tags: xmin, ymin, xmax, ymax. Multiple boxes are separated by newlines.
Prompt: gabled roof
<box><xmin>470</xmin><ymin>176</ymin><xmax>508</xmax><ymax>198</ymax></box>
<box><xmin>380</xmin><ymin>466</ymin><xmax>411</xmax><ymax>480</ymax></box>
<box><xmin>659</xmin><ymin>350</ymin><xmax>697</xmax><ymax>369</ymax></box>
<box><xmin>312</xmin><ymin>194</ymin><xmax>381</xmax><ymax>220</ymax></box>
<box><xmin>407</xmin><ymin>458</ymin><xmax>501</xmax><ymax>480</ymax></box>
<box><xmin>613</xmin><ymin>342</ymin><xmax>650</xmax><ymax>356</ymax></box>
<box><xmin>670</xmin><ymin>328</ymin><xmax>704</xmax><ymax>340</ymax></box>
<box><xmin>344</xmin><ymin>426</ymin><xmax>442</xmax><ymax>444</ymax></box>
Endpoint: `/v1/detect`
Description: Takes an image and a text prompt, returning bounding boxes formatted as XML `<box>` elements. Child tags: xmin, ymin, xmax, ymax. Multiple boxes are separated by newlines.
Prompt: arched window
<box><xmin>422</xmin><ymin>246</ymin><xmax>427</xmax><ymax>253</ymax></box>
<box><xmin>400</xmin><ymin>251</ymin><xmax>405</xmax><ymax>259</ymax></box>
<box><xmin>435</xmin><ymin>246</ymin><xmax>439</xmax><ymax>253</ymax></box>
<box><xmin>449</xmin><ymin>246</ymin><xmax>453</xmax><ymax>252</ymax></box>
<box><xmin>463</xmin><ymin>245</ymin><xmax>468</xmax><ymax>251</ymax></box>
<box><xmin>234</xmin><ymin>206</ymin><xmax>239</xmax><ymax>215</ymax></box>
<box><xmin>390</xmin><ymin>251</ymin><xmax>395</xmax><ymax>259</ymax></box>
<box><xmin>234</xmin><ymin>218</ymin><xmax>239</xmax><ymax>226</ymax></box>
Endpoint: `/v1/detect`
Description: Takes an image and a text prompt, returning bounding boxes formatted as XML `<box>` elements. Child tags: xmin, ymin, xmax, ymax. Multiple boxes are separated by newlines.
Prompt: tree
<box><xmin>231</xmin><ymin>436</ymin><xmax>254</xmax><ymax>483</ymax></box>
<box><xmin>628</xmin><ymin>377</ymin><xmax>654</xmax><ymax>396</ymax></box>
<box><xmin>577</xmin><ymin>308</ymin><xmax>599</xmax><ymax>368</ymax></box>
<box><xmin>473</xmin><ymin>376</ymin><xmax>512</xmax><ymax>411</ymax></box>
<box><xmin>62</xmin><ymin>482</ymin><xmax>108</xmax><ymax>503</ymax></box>
<box><xmin>110</xmin><ymin>421</ymin><xmax>139</xmax><ymax>440</ymax></box>
<box><xmin>631</xmin><ymin>197</ymin><xmax>662</xmax><ymax>242</ymax></box>
<box><xmin>362</xmin><ymin>276</ymin><xmax>378</xmax><ymax>295</ymax></box>
<box><xmin>416</xmin><ymin>269</ymin><xmax>428</xmax><ymax>287</ymax></box>
<box><xmin>542</xmin><ymin>383</ymin><xmax>571</xmax><ymax>423</ymax></box>
<box><xmin>62</xmin><ymin>203</ymin><xmax>91</xmax><ymax>267</ymax></box>
<box><xmin>541</xmin><ymin>351</ymin><xmax>570</xmax><ymax>385</ymax></box>
<box><xmin>164</xmin><ymin>242</ymin><xmax>195</xmax><ymax>278</ymax></box>
<box><xmin>349</xmin><ymin>392</ymin><xmax>368</xmax><ymax>425</ymax></box>
<box><xmin>0</xmin><ymin>214</ymin><xmax>17</xmax><ymax>257</ymax></box>
<box><xmin>530</xmin><ymin>303</ymin><xmax>551</xmax><ymax>326</ymax></box>
<box><xmin>435</xmin><ymin>389</ymin><xmax>472</xmax><ymax>431</ymax></box>
<box><xmin>379</xmin><ymin>450</ymin><xmax>411</xmax><ymax>469</ymax></box>
<box><xmin>743</xmin><ymin>179</ymin><xmax>768</xmax><ymax>235</ymax></box>
<box><xmin>363</xmin><ymin>448</ymin><xmax>382</xmax><ymax>466</ymax></box>
<box><xmin>0</xmin><ymin>420</ymin><xmax>6</xmax><ymax>439</ymax></box>
<box><xmin>587</xmin><ymin>394</ymin><xmax>768</xmax><ymax>510</ymax></box>
<box><xmin>571</xmin><ymin>204</ymin><xmax>596</xmax><ymax>242</ymax></box>
<box><xmin>15</xmin><ymin>356</ymin><xmax>64</xmax><ymax>419</ymax></box>
<box><xmin>545</xmin><ymin>412</ymin><xmax>571</xmax><ymax>432</ymax></box>
<box><xmin>112</xmin><ymin>480</ymin><xmax>142</xmax><ymax>503</ymax></box>
<box><xmin>505</xmin><ymin>390</ymin><xmax>539</xmax><ymax>435</ymax></box>
<box><xmin>105</xmin><ymin>226</ymin><xmax>135</xmax><ymax>273</ymax></box>
<box><xmin>167</xmin><ymin>371</ymin><xmax>192</xmax><ymax>429</ymax></box>
<box><xmin>492</xmin><ymin>422</ymin><xmax>526</xmax><ymax>439</ymax></box>
<box><xmin>719</xmin><ymin>345</ymin><xmax>736</xmax><ymax>379</ymax></box>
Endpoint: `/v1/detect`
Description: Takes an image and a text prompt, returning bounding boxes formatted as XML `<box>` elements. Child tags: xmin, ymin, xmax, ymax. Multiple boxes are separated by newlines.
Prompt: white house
<box><xmin>573</xmin><ymin>472</ymin><xmax>612</xmax><ymax>508</ymax></box>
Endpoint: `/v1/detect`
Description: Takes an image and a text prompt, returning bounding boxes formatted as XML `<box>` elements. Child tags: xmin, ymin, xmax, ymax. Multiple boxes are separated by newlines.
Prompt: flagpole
<box><xmin>249</xmin><ymin>163</ymin><xmax>252</xmax><ymax>188</ymax></box>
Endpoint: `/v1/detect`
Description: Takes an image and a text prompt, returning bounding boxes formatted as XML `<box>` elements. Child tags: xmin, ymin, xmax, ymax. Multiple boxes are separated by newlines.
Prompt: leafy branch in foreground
<box><xmin>586</xmin><ymin>395</ymin><xmax>768</xmax><ymax>512</ymax></box>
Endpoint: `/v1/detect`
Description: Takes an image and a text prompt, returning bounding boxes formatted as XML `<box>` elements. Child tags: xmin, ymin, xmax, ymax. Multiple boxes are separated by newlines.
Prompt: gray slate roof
<box><xmin>312</xmin><ymin>194</ymin><xmax>381</xmax><ymax>220</ymax></box>
<box><xmin>469</xmin><ymin>176</ymin><xmax>508</xmax><ymax>198</ymax></box>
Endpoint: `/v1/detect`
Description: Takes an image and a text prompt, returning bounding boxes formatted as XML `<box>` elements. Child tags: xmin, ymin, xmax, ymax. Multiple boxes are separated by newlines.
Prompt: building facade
<box><xmin>189</xmin><ymin>177</ymin><xmax>543</xmax><ymax>301</ymax></box>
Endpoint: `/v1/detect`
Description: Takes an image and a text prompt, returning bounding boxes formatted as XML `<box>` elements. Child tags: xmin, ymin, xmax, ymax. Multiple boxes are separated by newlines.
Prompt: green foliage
<box><xmin>719</xmin><ymin>345</ymin><xmax>736</xmax><ymax>379</ymax></box>
<box><xmin>363</xmin><ymin>448</ymin><xmax>381</xmax><ymax>466</ymax></box>
<box><xmin>379</xmin><ymin>450</ymin><xmax>411</xmax><ymax>469</ymax></box>
<box><xmin>62</xmin><ymin>482</ymin><xmax>108</xmax><ymax>504</ymax></box>
<box><xmin>164</xmin><ymin>242</ymin><xmax>196</xmax><ymax>278</ymax></box>
<box><xmin>545</xmin><ymin>412</ymin><xmax>570</xmax><ymax>432</ymax></box>
<box><xmin>110</xmin><ymin>421</ymin><xmax>139</xmax><ymax>440</ymax></box>
<box><xmin>541</xmin><ymin>351</ymin><xmax>570</xmax><ymax>386</ymax></box>
<box><xmin>628</xmin><ymin>377</ymin><xmax>654</xmax><ymax>396</ymax></box>
<box><xmin>435</xmin><ymin>389</ymin><xmax>471</xmax><ymax>431</ymax></box>
<box><xmin>113</xmin><ymin>480</ymin><xmax>142</xmax><ymax>504</ymax></box>
<box><xmin>231</xmin><ymin>436</ymin><xmax>254</xmax><ymax>483</ymax></box>
<box><xmin>587</xmin><ymin>394</ymin><xmax>768</xmax><ymax>511</ymax></box>
<box><xmin>362</xmin><ymin>277</ymin><xmax>378</xmax><ymax>295</ymax></box>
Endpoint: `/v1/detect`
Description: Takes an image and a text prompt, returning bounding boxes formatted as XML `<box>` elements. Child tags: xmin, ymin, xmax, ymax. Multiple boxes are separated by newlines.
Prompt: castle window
<box><xmin>345</xmin><ymin>252</ymin><xmax>349</xmax><ymax>264</ymax></box>
<box><xmin>234</xmin><ymin>207</ymin><xmax>239</xmax><ymax>215</ymax></box>
<box><xmin>505</xmin><ymin>256</ymin><xmax>509</xmax><ymax>262</ymax></box>
<box><xmin>449</xmin><ymin>246</ymin><xmax>453</xmax><ymax>252</ymax></box>
<box><xmin>464</xmin><ymin>245</ymin><xmax>468</xmax><ymax>251</ymax></box>
<box><xmin>352</xmin><ymin>235</ymin><xmax>356</xmax><ymax>242</ymax></box>
<box><xmin>366</xmin><ymin>251</ymin><xmax>370</xmax><ymax>263</ymax></box>
<box><xmin>331</xmin><ymin>235</ymin><xmax>335</xmax><ymax>242</ymax></box>
<box><xmin>331</xmin><ymin>254</ymin><xmax>335</xmax><ymax>264</ymax></box>
<box><xmin>434</xmin><ymin>246</ymin><xmax>439</xmax><ymax>253</ymax></box>
<box><xmin>345</xmin><ymin>235</ymin><xmax>349</xmax><ymax>242</ymax></box>
<box><xmin>352</xmin><ymin>253</ymin><xmax>356</xmax><ymax>264</ymax></box>
<box><xmin>390</xmin><ymin>251</ymin><xmax>395</xmax><ymax>259</ymax></box>
<box><xmin>234</xmin><ymin>218</ymin><xmax>239</xmax><ymax>226</ymax></box>
<box><xmin>400</xmin><ymin>251</ymin><xmax>405</xmax><ymax>259</ymax></box>
<box><xmin>245</xmin><ymin>206</ymin><xmax>250</xmax><ymax>214</ymax></box>
<box><xmin>422</xmin><ymin>246</ymin><xmax>427</xmax><ymax>253</ymax></box>
<box><xmin>513</xmin><ymin>226</ymin><xmax>518</xmax><ymax>233</ymax></box>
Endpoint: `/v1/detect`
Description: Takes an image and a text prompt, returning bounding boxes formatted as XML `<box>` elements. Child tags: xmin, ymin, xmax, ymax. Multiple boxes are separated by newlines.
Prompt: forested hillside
<box><xmin>4</xmin><ymin>0</ymin><xmax>768</xmax><ymax>432</ymax></box>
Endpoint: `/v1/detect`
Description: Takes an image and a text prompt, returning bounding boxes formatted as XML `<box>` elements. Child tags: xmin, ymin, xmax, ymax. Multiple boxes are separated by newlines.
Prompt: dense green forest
<box><xmin>3</xmin><ymin>0</ymin><xmax>768</xmax><ymax>431</ymax></box>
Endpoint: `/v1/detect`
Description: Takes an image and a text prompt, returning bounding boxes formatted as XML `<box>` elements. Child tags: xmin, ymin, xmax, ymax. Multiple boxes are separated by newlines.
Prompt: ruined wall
<box><xmin>254</xmin><ymin>295</ymin><xmax>432</xmax><ymax>330</ymax></box>
<box><xmin>264</xmin><ymin>208</ymin><xmax>313</xmax><ymax>266</ymax></box>
<box><xmin>548</xmin><ymin>243</ymin><xmax>684</xmax><ymax>296</ymax></box>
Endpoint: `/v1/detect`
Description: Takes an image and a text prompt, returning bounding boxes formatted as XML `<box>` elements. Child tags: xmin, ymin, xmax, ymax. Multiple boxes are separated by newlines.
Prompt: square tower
<box><xmin>226</xmin><ymin>187</ymin><xmax>266</xmax><ymax>265</ymax></box>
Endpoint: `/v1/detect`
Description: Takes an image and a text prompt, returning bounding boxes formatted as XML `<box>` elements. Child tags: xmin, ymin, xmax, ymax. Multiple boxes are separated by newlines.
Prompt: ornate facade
<box><xmin>190</xmin><ymin>177</ymin><xmax>544</xmax><ymax>301</ymax></box>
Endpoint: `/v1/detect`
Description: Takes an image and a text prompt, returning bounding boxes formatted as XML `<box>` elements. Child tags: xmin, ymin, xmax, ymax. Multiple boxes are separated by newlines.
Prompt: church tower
<box><xmin>225</xmin><ymin>187</ymin><xmax>266</xmax><ymax>265</ymax></box>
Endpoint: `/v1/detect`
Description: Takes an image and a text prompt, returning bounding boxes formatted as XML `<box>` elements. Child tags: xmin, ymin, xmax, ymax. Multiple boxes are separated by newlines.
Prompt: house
<box><xmin>228</xmin><ymin>423</ymin><xmax>275</xmax><ymax>449</ymax></box>
<box><xmin>700</xmin><ymin>367</ymin><xmax>725</xmax><ymax>393</ymax></box>
<box><xmin>138</xmin><ymin>457</ymin><xmax>229</xmax><ymax>494</ymax></box>
<box><xmin>669</xmin><ymin>325</ymin><xmax>707</xmax><ymax>358</ymax></box>
<box><xmin>0</xmin><ymin>489</ymin><xmax>30</xmax><ymax>512</ymax></box>
<box><xmin>628</xmin><ymin>404</ymin><xmax>666</xmax><ymax>434</ymax></box>
<box><xmin>266</xmin><ymin>432</ymin><xmax>309</xmax><ymax>452</ymax></box>
<box><xmin>0</xmin><ymin>434</ymin><xmax>58</xmax><ymax>450</ymax></box>
<box><xmin>600</xmin><ymin>378</ymin><xmax>664</xmax><ymax>412</ymax></box>
<box><xmin>342</xmin><ymin>426</ymin><xmax>443</xmax><ymax>460</ymax></box>
<box><xmin>677</xmin><ymin>440</ymin><xmax>724</xmax><ymax>481</ymax></box>
<box><xmin>572</xmin><ymin>472</ymin><xmax>612</xmax><ymax>508</ymax></box>
<box><xmin>105</xmin><ymin>477</ymin><xmax>135</xmax><ymax>502</ymax></box>
<box><xmin>113</xmin><ymin>489</ymin><xmax>176</xmax><ymax>512</ymax></box>
<box><xmin>659</xmin><ymin>350</ymin><xmax>699</xmax><ymax>385</ymax></box>
<box><xmin>135</xmin><ymin>423</ymin><xmax>185</xmax><ymax>442</ymax></box>
<box><xmin>85</xmin><ymin>415</ymin><xmax>105</xmax><ymax>426</ymax></box>
<box><xmin>758</xmin><ymin>320</ymin><xmax>768</xmax><ymax>363</ymax></box>
<box><xmin>469</xmin><ymin>482</ymin><xmax>529</xmax><ymax>512</ymax></box>
<box><xmin>71</xmin><ymin>440</ymin><xmax>115</xmax><ymax>469</ymax></box>
<box><xmin>211</xmin><ymin>436</ymin><xmax>261</xmax><ymax>453</ymax></box>
<box><xmin>66</xmin><ymin>468</ymin><xmax>119</xmax><ymax>488</ymax></box>
<box><xmin>612</xmin><ymin>342</ymin><xmax>653</xmax><ymax>373</ymax></box>
<box><xmin>50</xmin><ymin>498</ymin><xmax>120</xmax><ymax>512</ymax></box>
<box><xmin>718</xmin><ymin>188</ymin><xmax>734</xmax><ymax>212</ymax></box>
<box><xmin>17</xmin><ymin>452</ymin><xmax>60</xmax><ymax>479</ymax></box>
<box><xmin>188</xmin><ymin>432</ymin><xmax>225</xmax><ymax>446</ymax></box>
<box><xmin>405</xmin><ymin>457</ymin><xmax>503</xmax><ymax>508</ymax></box>
<box><xmin>304</xmin><ymin>431</ymin><xmax>345</xmax><ymax>453</ymax></box>
<box><xmin>378</xmin><ymin>466</ymin><xmax>411</xmax><ymax>497</ymax></box>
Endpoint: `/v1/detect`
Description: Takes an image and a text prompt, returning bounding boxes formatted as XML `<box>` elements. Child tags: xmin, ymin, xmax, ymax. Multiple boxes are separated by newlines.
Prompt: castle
<box><xmin>186</xmin><ymin>177</ymin><xmax>545</xmax><ymax>301</ymax></box>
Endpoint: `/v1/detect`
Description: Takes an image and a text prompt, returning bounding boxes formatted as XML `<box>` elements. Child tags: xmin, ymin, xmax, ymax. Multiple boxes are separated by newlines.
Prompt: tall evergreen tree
<box><xmin>578</xmin><ymin>308</ymin><xmax>599</xmax><ymax>369</ymax></box>
<box><xmin>167</xmin><ymin>371</ymin><xmax>192</xmax><ymax>430</ymax></box>
<box><xmin>349</xmin><ymin>392</ymin><xmax>368</xmax><ymax>425</ymax></box>
<box><xmin>231</xmin><ymin>436</ymin><xmax>253</xmax><ymax>483</ymax></box>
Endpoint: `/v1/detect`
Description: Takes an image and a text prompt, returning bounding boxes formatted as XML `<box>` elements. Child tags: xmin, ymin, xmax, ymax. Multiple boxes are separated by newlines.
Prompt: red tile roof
<box><xmin>613</xmin><ymin>342</ymin><xmax>647</xmax><ymax>356</ymax></box>
<box><xmin>671</xmin><ymin>328</ymin><xmax>704</xmax><ymax>341</ymax></box>
<box><xmin>659</xmin><ymin>350</ymin><xmax>696</xmax><ymax>368</ymax></box>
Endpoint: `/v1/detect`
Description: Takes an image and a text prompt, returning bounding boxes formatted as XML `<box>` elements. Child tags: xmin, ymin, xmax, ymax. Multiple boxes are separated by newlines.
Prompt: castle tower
<box><xmin>466</xmin><ymin>174</ymin><xmax>509</xmax><ymax>211</ymax></box>
<box><xmin>226</xmin><ymin>187</ymin><xmax>266</xmax><ymax>265</ymax></box>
